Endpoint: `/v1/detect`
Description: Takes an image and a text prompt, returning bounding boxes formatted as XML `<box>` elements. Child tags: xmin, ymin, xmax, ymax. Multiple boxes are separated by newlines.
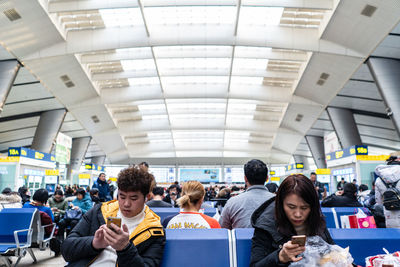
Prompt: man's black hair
<box><xmin>359</xmin><ymin>184</ymin><xmax>368</xmax><ymax>192</ymax></box>
<box><xmin>265</xmin><ymin>183</ymin><xmax>279</xmax><ymax>193</ymax></box>
<box><xmin>98</xmin><ymin>172</ymin><xmax>106</xmax><ymax>177</ymax></box>
<box><xmin>386</xmin><ymin>156</ymin><xmax>400</xmax><ymax>165</ymax></box>
<box><xmin>244</xmin><ymin>159</ymin><xmax>268</xmax><ymax>185</ymax></box>
<box><xmin>1</xmin><ymin>187</ymin><xmax>12</xmax><ymax>195</ymax></box>
<box><xmin>33</xmin><ymin>189</ymin><xmax>49</xmax><ymax>204</ymax></box>
<box><xmin>76</xmin><ymin>188</ymin><xmax>86</xmax><ymax>197</ymax></box>
<box><xmin>54</xmin><ymin>189</ymin><xmax>64</xmax><ymax>196</ymax></box>
<box><xmin>90</xmin><ymin>188</ymin><xmax>99</xmax><ymax>196</ymax></box>
<box><xmin>310</xmin><ymin>172</ymin><xmax>317</xmax><ymax>176</ymax></box>
<box><xmin>152</xmin><ymin>186</ymin><xmax>164</xmax><ymax>196</ymax></box>
<box><xmin>344</xmin><ymin>183</ymin><xmax>357</xmax><ymax>194</ymax></box>
<box><xmin>139</xmin><ymin>162</ymin><xmax>149</xmax><ymax>168</ymax></box>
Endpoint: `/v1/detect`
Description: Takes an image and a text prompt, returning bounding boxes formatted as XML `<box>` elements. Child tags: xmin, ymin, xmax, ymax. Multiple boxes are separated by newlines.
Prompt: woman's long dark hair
<box><xmin>275</xmin><ymin>174</ymin><xmax>326</xmax><ymax>237</ymax></box>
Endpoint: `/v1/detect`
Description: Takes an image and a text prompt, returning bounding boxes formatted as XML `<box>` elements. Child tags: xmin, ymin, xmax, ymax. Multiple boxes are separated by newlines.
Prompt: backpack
<box><xmin>379</xmin><ymin>177</ymin><xmax>400</xmax><ymax>210</ymax></box>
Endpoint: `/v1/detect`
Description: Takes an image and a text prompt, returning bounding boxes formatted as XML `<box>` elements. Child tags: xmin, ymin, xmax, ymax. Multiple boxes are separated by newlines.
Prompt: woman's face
<box><xmin>283</xmin><ymin>193</ymin><xmax>311</xmax><ymax>227</ymax></box>
<box><xmin>77</xmin><ymin>193</ymin><xmax>83</xmax><ymax>200</ymax></box>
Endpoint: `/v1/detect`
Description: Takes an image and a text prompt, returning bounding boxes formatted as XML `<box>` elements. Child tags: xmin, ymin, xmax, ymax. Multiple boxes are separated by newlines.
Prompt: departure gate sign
<box><xmin>8</xmin><ymin>147</ymin><xmax>55</xmax><ymax>162</ymax></box>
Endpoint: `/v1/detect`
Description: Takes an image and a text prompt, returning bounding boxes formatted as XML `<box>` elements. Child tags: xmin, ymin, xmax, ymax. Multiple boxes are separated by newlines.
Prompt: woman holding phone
<box><xmin>250</xmin><ymin>174</ymin><xmax>334</xmax><ymax>267</ymax></box>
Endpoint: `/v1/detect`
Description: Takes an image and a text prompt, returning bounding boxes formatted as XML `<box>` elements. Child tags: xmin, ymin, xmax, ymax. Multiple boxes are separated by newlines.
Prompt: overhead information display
<box><xmin>179</xmin><ymin>168</ymin><xmax>220</xmax><ymax>183</ymax></box>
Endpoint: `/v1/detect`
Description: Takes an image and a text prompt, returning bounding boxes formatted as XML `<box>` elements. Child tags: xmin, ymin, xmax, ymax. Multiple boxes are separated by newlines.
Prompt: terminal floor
<box><xmin>7</xmin><ymin>249</ymin><xmax>66</xmax><ymax>267</ymax></box>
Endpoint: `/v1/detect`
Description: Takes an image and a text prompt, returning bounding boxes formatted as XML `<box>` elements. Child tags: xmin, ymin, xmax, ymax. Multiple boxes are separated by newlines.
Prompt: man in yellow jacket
<box><xmin>61</xmin><ymin>167</ymin><xmax>165</xmax><ymax>267</ymax></box>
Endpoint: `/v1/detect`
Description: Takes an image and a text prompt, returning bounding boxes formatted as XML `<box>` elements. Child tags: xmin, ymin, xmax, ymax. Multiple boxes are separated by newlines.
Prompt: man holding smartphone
<box><xmin>61</xmin><ymin>167</ymin><xmax>165</xmax><ymax>267</ymax></box>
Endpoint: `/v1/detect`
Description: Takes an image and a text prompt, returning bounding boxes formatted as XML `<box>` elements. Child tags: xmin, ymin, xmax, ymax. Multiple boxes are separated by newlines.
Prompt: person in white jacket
<box><xmin>375</xmin><ymin>157</ymin><xmax>400</xmax><ymax>228</ymax></box>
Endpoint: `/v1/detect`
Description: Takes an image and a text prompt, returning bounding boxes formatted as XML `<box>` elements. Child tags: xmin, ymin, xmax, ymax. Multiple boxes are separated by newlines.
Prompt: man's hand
<box><xmin>101</xmin><ymin>224</ymin><xmax>130</xmax><ymax>251</ymax></box>
<box><xmin>278</xmin><ymin>241</ymin><xmax>305</xmax><ymax>263</ymax></box>
<box><xmin>92</xmin><ymin>227</ymin><xmax>108</xmax><ymax>250</ymax></box>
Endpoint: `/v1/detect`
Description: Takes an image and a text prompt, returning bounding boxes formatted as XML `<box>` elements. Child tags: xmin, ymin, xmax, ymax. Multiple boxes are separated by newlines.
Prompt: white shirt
<box><xmin>91</xmin><ymin>207</ymin><xmax>145</xmax><ymax>267</ymax></box>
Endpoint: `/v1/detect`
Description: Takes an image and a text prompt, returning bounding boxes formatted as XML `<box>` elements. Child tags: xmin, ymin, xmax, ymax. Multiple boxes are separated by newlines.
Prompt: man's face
<box><xmin>139</xmin><ymin>164</ymin><xmax>149</xmax><ymax>172</ymax></box>
<box><xmin>54</xmin><ymin>194</ymin><xmax>63</xmax><ymax>202</ymax></box>
<box><xmin>99</xmin><ymin>174</ymin><xmax>106</xmax><ymax>181</ymax></box>
<box><xmin>310</xmin><ymin>174</ymin><xmax>316</xmax><ymax>182</ymax></box>
<box><xmin>118</xmin><ymin>190</ymin><xmax>146</xmax><ymax>218</ymax></box>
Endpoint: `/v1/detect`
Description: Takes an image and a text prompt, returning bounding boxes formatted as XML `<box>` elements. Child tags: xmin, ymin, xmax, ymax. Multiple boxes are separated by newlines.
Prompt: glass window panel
<box><xmin>121</xmin><ymin>59</ymin><xmax>156</xmax><ymax>71</ymax></box>
<box><xmin>162</xmin><ymin>76</ymin><xmax>229</xmax><ymax>84</ymax></box>
<box><xmin>157</xmin><ymin>58</ymin><xmax>231</xmax><ymax>70</ymax></box>
<box><xmin>128</xmin><ymin>77</ymin><xmax>160</xmax><ymax>86</ymax></box>
<box><xmin>233</xmin><ymin>58</ymin><xmax>269</xmax><ymax>71</ymax></box>
<box><xmin>100</xmin><ymin>8</ymin><xmax>144</xmax><ymax>27</ymax></box>
<box><xmin>238</xmin><ymin>7</ymin><xmax>284</xmax><ymax>26</ymax></box>
<box><xmin>230</xmin><ymin>76</ymin><xmax>263</xmax><ymax>84</ymax></box>
<box><xmin>138</xmin><ymin>104</ymin><xmax>166</xmax><ymax>111</ymax></box>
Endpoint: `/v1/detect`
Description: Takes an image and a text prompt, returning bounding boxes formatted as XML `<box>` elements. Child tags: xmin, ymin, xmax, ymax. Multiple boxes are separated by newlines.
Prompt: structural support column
<box><xmin>31</xmin><ymin>109</ymin><xmax>67</xmax><ymax>153</ymax></box>
<box><xmin>91</xmin><ymin>155</ymin><xmax>106</xmax><ymax>166</ymax></box>
<box><xmin>67</xmin><ymin>137</ymin><xmax>91</xmax><ymax>184</ymax></box>
<box><xmin>0</xmin><ymin>60</ymin><xmax>20</xmax><ymax>111</ymax></box>
<box><xmin>367</xmin><ymin>58</ymin><xmax>400</xmax><ymax>135</ymax></box>
<box><xmin>293</xmin><ymin>155</ymin><xmax>310</xmax><ymax>170</ymax></box>
<box><xmin>305</xmin><ymin>136</ymin><xmax>327</xmax><ymax>169</ymax></box>
<box><xmin>326</xmin><ymin>107</ymin><xmax>362</xmax><ymax>148</ymax></box>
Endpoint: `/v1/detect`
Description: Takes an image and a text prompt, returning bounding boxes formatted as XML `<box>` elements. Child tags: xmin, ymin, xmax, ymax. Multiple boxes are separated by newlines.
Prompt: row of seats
<box><xmin>163</xmin><ymin>228</ymin><xmax>400</xmax><ymax>267</ymax></box>
<box><xmin>0</xmin><ymin>208</ymin><xmax>56</xmax><ymax>267</ymax></box>
<box><xmin>151</xmin><ymin>207</ymin><xmax>362</xmax><ymax>229</ymax></box>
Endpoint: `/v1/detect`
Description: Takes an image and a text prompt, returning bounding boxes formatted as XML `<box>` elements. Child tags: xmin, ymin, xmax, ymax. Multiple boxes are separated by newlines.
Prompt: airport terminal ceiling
<box><xmin>0</xmin><ymin>0</ymin><xmax>399</xmax><ymax>166</ymax></box>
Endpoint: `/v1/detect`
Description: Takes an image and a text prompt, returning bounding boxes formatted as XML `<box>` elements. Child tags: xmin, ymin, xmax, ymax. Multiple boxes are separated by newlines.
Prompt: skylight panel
<box><xmin>128</xmin><ymin>77</ymin><xmax>160</xmax><ymax>86</ymax></box>
<box><xmin>173</xmin><ymin>131</ymin><xmax>224</xmax><ymax>139</ymax></box>
<box><xmin>225</xmin><ymin>131</ymin><xmax>250</xmax><ymax>139</ymax></box>
<box><xmin>121</xmin><ymin>59</ymin><xmax>156</xmax><ymax>71</ymax></box>
<box><xmin>161</xmin><ymin>76</ymin><xmax>229</xmax><ymax>84</ymax></box>
<box><xmin>99</xmin><ymin>8</ymin><xmax>144</xmax><ymax>27</ymax></box>
<box><xmin>147</xmin><ymin>132</ymin><xmax>172</xmax><ymax>139</ymax></box>
<box><xmin>157</xmin><ymin>58</ymin><xmax>231</xmax><ymax>71</ymax></box>
<box><xmin>170</xmin><ymin>114</ymin><xmax>225</xmax><ymax>120</ymax></box>
<box><xmin>167</xmin><ymin>102</ymin><xmax>226</xmax><ymax>113</ymax></box>
<box><xmin>226</xmin><ymin>114</ymin><xmax>254</xmax><ymax>120</ymax></box>
<box><xmin>144</xmin><ymin>6</ymin><xmax>236</xmax><ymax>26</ymax></box>
<box><xmin>153</xmin><ymin>46</ymin><xmax>233</xmax><ymax>58</ymax></box>
<box><xmin>138</xmin><ymin>104</ymin><xmax>166</xmax><ymax>111</ymax></box>
<box><xmin>230</xmin><ymin>76</ymin><xmax>264</xmax><ymax>85</ymax></box>
<box><xmin>142</xmin><ymin>114</ymin><xmax>168</xmax><ymax>120</ymax></box>
<box><xmin>239</xmin><ymin>7</ymin><xmax>284</xmax><ymax>27</ymax></box>
<box><xmin>233</xmin><ymin>58</ymin><xmax>269</xmax><ymax>71</ymax></box>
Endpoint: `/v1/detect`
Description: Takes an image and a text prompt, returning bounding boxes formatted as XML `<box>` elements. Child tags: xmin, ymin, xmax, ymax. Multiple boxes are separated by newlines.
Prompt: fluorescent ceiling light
<box><xmin>233</xmin><ymin>58</ymin><xmax>269</xmax><ymax>71</ymax></box>
<box><xmin>161</xmin><ymin>76</ymin><xmax>229</xmax><ymax>84</ymax></box>
<box><xmin>230</xmin><ymin>76</ymin><xmax>264</xmax><ymax>84</ymax></box>
<box><xmin>157</xmin><ymin>58</ymin><xmax>231</xmax><ymax>70</ymax></box>
<box><xmin>128</xmin><ymin>77</ymin><xmax>160</xmax><ymax>86</ymax></box>
<box><xmin>121</xmin><ymin>59</ymin><xmax>156</xmax><ymax>71</ymax></box>
<box><xmin>142</xmin><ymin>114</ymin><xmax>168</xmax><ymax>120</ymax></box>
<box><xmin>239</xmin><ymin>7</ymin><xmax>284</xmax><ymax>26</ymax></box>
<box><xmin>99</xmin><ymin>8</ymin><xmax>144</xmax><ymax>27</ymax></box>
<box><xmin>144</xmin><ymin>6</ymin><xmax>236</xmax><ymax>25</ymax></box>
<box><xmin>138</xmin><ymin>104</ymin><xmax>166</xmax><ymax>111</ymax></box>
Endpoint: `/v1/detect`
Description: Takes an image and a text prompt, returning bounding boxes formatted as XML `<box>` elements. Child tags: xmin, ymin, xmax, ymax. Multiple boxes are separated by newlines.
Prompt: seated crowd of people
<box><xmin>0</xmin><ymin>156</ymin><xmax>398</xmax><ymax>266</ymax></box>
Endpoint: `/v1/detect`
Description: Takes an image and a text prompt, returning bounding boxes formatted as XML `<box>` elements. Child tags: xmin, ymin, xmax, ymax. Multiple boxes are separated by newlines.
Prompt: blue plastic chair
<box><xmin>234</xmin><ymin>228</ymin><xmax>254</xmax><ymax>267</ymax></box>
<box><xmin>0</xmin><ymin>208</ymin><xmax>37</xmax><ymax>266</ymax></box>
<box><xmin>161</xmin><ymin>229</ymin><xmax>231</xmax><ymax>267</ymax></box>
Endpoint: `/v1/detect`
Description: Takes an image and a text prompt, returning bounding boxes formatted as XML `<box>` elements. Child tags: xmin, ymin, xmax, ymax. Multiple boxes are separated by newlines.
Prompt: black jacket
<box><xmin>61</xmin><ymin>200</ymin><xmax>165</xmax><ymax>267</ymax></box>
<box><xmin>250</xmin><ymin>197</ymin><xmax>334</xmax><ymax>267</ymax></box>
<box><xmin>321</xmin><ymin>193</ymin><xmax>362</xmax><ymax>207</ymax></box>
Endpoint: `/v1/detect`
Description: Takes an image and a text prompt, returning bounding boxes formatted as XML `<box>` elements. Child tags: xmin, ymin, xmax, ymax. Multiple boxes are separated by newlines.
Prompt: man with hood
<box><xmin>375</xmin><ymin>154</ymin><xmax>400</xmax><ymax>228</ymax></box>
<box><xmin>61</xmin><ymin>166</ymin><xmax>165</xmax><ymax>267</ymax></box>
<box><xmin>321</xmin><ymin>183</ymin><xmax>362</xmax><ymax>208</ymax></box>
<box><xmin>92</xmin><ymin>173</ymin><xmax>111</xmax><ymax>202</ymax></box>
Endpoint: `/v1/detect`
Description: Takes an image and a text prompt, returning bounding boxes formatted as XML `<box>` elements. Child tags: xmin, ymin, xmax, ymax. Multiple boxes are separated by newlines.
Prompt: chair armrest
<box><xmin>41</xmin><ymin>223</ymin><xmax>56</xmax><ymax>241</ymax></box>
<box><xmin>13</xmin><ymin>228</ymin><xmax>33</xmax><ymax>248</ymax></box>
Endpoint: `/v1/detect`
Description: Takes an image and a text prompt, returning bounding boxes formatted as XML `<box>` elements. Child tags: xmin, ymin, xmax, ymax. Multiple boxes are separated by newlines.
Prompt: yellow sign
<box><xmin>85</xmin><ymin>164</ymin><xmax>92</xmax><ymax>170</ymax></box>
<box><xmin>8</xmin><ymin>149</ymin><xmax>19</xmax><ymax>156</ymax></box>
<box><xmin>0</xmin><ymin>157</ymin><xmax>20</xmax><ymax>162</ymax></box>
<box><xmin>45</xmin><ymin>169</ymin><xmax>59</xmax><ymax>176</ymax></box>
<box><xmin>270</xmin><ymin>177</ymin><xmax>280</xmax><ymax>181</ymax></box>
<box><xmin>335</xmin><ymin>151</ymin><xmax>344</xmax><ymax>159</ymax></box>
<box><xmin>79</xmin><ymin>173</ymin><xmax>91</xmax><ymax>179</ymax></box>
<box><xmin>296</xmin><ymin>164</ymin><xmax>304</xmax><ymax>169</ymax></box>
<box><xmin>109</xmin><ymin>177</ymin><xmax>117</xmax><ymax>182</ymax></box>
<box><xmin>270</xmin><ymin>171</ymin><xmax>276</xmax><ymax>175</ymax></box>
<box><xmin>316</xmin><ymin>169</ymin><xmax>331</xmax><ymax>175</ymax></box>
<box><xmin>326</xmin><ymin>155</ymin><xmax>331</xmax><ymax>160</ymax></box>
<box><xmin>356</xmin><ymin>155</ymin><xmax>390</xmax><ymax>161</ymax></box>
<box><xmin>35</xmin><ymin>152</ymin><xmax>44</xmax><ymax>160</ymax></box>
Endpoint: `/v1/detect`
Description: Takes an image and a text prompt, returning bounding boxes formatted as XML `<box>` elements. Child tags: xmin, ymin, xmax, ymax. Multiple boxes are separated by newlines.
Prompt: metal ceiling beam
<box><xmin>47</xmin><ymin>0</ymin><xmax>334</xmax><ymax>13</ymax></box>
<box><xmin>22</xmin><ymin>26</ymin><xmax>363</xmax><ymax>61</ymax></box>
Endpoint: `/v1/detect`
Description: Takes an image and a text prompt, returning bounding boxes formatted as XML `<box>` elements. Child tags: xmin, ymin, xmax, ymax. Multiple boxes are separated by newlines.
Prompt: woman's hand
<box><xmin>278</xmin><ymin>240</ymin><xmax>306</xmax><ymax>263</ymax></box>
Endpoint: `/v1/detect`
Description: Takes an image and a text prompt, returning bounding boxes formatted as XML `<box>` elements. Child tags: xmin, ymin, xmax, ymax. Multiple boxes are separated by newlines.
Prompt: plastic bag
<box><xmin>366</xmin><ymin>250</ymin><xmax>400</xmax><ymax>267</ymax></box>
<box><xmin>289</xmin><ymin>236</ymin><xmax>353</xmax><ymax>267</ymax></box>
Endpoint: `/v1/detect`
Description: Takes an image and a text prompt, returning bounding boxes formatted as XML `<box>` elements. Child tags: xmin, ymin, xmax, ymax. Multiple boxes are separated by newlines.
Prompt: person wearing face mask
<box><xmin>250</xmin><ymin>174</ymin><xmax>334</xmax><ymax>267</ymax></box>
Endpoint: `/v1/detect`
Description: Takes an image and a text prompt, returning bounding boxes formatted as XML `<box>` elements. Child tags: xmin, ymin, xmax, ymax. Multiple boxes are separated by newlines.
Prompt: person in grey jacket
<box><xmin>219</xmin><ymin>159</ymin><xmax>274</xmax><ymax>229</ymax></box>
<box><xmin>250</xmin><ymin>174</ymin><xmax>334</xmax><ymax>267</ymax></box>
<box><xmin>375</xmin><ymin>158</ymin><xmax>400</xmax><ymax>228</ymax></box>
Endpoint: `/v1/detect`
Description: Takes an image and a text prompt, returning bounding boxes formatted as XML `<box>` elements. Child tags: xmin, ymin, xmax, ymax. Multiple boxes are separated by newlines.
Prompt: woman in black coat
<box><xmin>250</xmin><ymin>174</ymin><xmax>334</xmax><ymax>267</ymax></box>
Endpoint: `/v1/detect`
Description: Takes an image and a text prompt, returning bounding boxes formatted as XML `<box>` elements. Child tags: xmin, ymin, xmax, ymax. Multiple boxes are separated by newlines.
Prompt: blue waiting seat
<box><xmin>0</xmin><ymin>208</ymin><xmax>37</xmax><ymax>267</ymax></box>
<box><xmin>322</xmin><ymin>207</ymin><xmax>362</xmax><ymax>228</ymax></box>
<box><xmin>234</xmin><ymin>228</ymin><xmax>254</xmax><ymax>267</ymax></box>
<box><xmin>328</xmin><ymin>228</ymin><xmax>400</xmax><ymax>266</ymax></box>
<box><xmin>161</xmin><ymin>229</ymin><xmax>231</xmax><ymax>267</ymax></box>
<box><xmin>150</xmin><ymin>207</ymin><xmax>217</xmax><ymax>222</ymax></box>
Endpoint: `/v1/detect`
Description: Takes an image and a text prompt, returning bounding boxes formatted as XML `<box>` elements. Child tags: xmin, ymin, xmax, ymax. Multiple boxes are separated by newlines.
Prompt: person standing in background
<box><xmin>92</xmin><ymin>173</ymin><xmax>111</xmax><ymax>202</ymax></box>
<box><xmin>310</xmin><ymin>172</ymin><xmax>324</xmax><ymax>200</ymax></box>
